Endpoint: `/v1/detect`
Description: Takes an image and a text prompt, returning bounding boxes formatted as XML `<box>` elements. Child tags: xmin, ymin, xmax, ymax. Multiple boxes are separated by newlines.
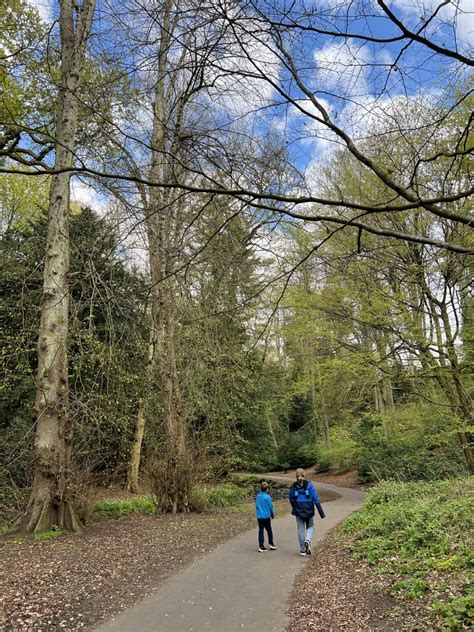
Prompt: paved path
<box><xmin>95</xmin><ymin>483</ymin><xmax>365</xmax><ymax>632</ymax></box>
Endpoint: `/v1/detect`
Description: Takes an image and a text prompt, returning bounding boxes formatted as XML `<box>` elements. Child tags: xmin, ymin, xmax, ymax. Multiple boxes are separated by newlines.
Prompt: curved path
<box><xmin>95</xmin><ymin>483</ymin><xmax>365</xmax><ymax>632</ymax></box>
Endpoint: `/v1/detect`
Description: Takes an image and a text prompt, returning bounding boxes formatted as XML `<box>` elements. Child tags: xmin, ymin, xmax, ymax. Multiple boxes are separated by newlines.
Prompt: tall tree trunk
<box><xmin>316</xmin><ymin>364</ymin><xmax>330</xmax><ymax>447</ymax></box>
<box><xmin>127</xmin><ymin>407</ymin><xmax>146</xmax><ymax>494</ymax></box>
<box><xmin>421</xmin><ymin>295</ymin><xmax>474</xmax><ymax>473</ymax></box>
<box><xmin>127</xmin><ymin>326</ymin><xmax>156</xmax><ymax>493</ymax></box>
<box><xmin>438</xmin><ymin>301</ymin><xmax>474</xmax><ymax>472</ymax></box>
<box><xmin>145</xmin><ymin>0</ymin><xmax>191</xmax><ymax>513</ymax></box>
<box><xmin>11</xmin><ymin>0</ymin><xmax>96</xmax><ymax>534</ymax></box>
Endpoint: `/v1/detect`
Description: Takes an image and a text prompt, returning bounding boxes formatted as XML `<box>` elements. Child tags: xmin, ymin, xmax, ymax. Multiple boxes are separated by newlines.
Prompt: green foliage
<box><xmin>92</xmin><ymin>497</ymin><xmax>155</xmax><ymax>520</ymax></box>
<box><xmin>354</xmin><ymin>408</ymin><xmax>468</xmax><ymax>483</ymax></box>
<box><xmin>276</xmin><ymin>431</ymin><xmax>315</xmax><ymax>470</ymax></box>
<box><xmin>1</xmin><ymin>207</ymin><xmax>149</xmax><ymax>514</ymax></box>
<box><xmin>34</xmin><ymin>526</ymin><xmax>63</xmax><ymax>541</ymax></box>
<box><xmin>314</xmin><ymin>428</ymin><xmax>357</xmax><ymax>473</ymax></box>
<box><xmin>391</xmin><ymin>578</ymin><xmax>430</xmax><ymax>599</ymax></box>
<box><xmin>189</xmin><ymin>482</ymin><xmax>249</xmax><ymax>511</ymax></box>
<box><xmin>432</xmin><ymin>593</ymin><xmax>474</xmax><ymax>631</ymax></box>
<box><xmin>201</xmin><ymin>483</ymin><xmax>248</xmax><ymax>508</ymax></box>
<box><xmin>341</xmin><ymin>478</ymin><xmax>474</xmax><ymax>628</ymax></box>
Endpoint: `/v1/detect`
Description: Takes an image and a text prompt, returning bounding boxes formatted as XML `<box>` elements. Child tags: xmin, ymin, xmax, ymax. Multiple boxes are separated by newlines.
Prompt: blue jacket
<box><xmin>289</xmin><ymin>481</ymin><xmax>325</xmax><ymax>520</ymax></box>
<box><xmin>256</xmin><ymin>491</ymin><xmax>274</xmax><ymax>519</ymax></box>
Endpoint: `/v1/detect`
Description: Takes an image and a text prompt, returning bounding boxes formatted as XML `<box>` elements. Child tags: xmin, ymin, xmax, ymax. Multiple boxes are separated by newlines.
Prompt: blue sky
<box><xmin>25</xmin><ymin>0</ymin><xmax>473</xmax><ymax>200</ymax></box>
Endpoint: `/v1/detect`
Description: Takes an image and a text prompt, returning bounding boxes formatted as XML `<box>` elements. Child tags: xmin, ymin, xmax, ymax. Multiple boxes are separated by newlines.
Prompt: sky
<box><xmin>24</xmin><ymin>0</ymin><xmax>474</xmax><ymax>204</ymax></box>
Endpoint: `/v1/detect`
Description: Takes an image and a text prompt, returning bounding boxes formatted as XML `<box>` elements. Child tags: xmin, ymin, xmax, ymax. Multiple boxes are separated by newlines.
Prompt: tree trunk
<box><xmin>316</xmin><ymin>364</ymin><xmax>330</xmax><ymax>447</ymax></box>
<box><xmin>144</xmin><ymin>0</ymin><xmax>192</xmax><ymax>513</ymax></box>
<box><xmin>127</xmin><ymin>406</ymin><xmax>146</xmax><ymax>494</ymax></box>
<box><xmin>127</xmin><ymin>323</ymin><xmax>156</xmax><ymax>493</ymax></box>
<box><xmin>11</xmin><ymin>0</ymin><xmax>96</xmax><ymax>535</ymax></box>
<box><xmin>422</xmin><ymin>295</ymin><xmax>474</xmax><ymax>473</ymax></box>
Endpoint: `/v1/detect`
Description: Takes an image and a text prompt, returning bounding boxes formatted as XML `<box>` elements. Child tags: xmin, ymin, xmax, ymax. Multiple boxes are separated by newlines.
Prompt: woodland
<box><xmin>0</xmin><ymin>0</ymin><xmax>473</xmax><ymax>541</ymax></box>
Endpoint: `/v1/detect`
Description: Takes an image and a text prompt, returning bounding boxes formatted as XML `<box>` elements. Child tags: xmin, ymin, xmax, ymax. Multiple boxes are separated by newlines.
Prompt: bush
<box><xmin>189</xmin><ymin>483</ymin><xmax>249</xmax><ymax>512</ymax></box>
<box><xmin>92</xmin><ymin>497</ymin><xmax>155</xmax><ymax>520</ymax></box>
<box><xmin>276</xmin><ymin>432</ymin><xmax>315</xmax><ymax>470</ymax></box>
<box><xmin>341</xmin><ymin>477</ymin><xmax>474</xmax><ymax>629</ymax></box>
<box><xmin>354</xmin><ymin>408</ymin><xmax>468</xmax><ymax>483</ymax></box>
<box><xmin>314</xmin><ymin>428</ymin><xmax>357</xmax><ymax>473</ymax></box>
<box><xmin>205</xmin><ymin>483</ymin><xmax>248</xmax><ymax>508</ymax></box>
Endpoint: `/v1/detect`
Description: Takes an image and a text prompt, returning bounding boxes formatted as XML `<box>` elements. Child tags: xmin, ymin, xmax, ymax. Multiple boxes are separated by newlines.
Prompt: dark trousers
<box><xmin>257</xmin><ymin>518</ymin><xmax>274</xmax><ymax>547</ymax></box>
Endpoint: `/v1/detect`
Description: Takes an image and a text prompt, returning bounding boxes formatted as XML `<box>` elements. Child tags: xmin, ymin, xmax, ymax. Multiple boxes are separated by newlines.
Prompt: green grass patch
<box><xmin>92</xmin><ymin>496</ymin><xmax>155</xmax><ymax>520</ymax></box>
<box><xmin>190</xmin><ymin>482</ymin><xmax>250</xmax><ymax>512</ymax></box>
<box><xmin>34</xmin><ymin>526</ymin><xmax>63</xmax><ymax>541</ymax></box>
<box><xmin>202</xmin><ymin>483</ymin><xmax>248</xmax><ymax>508</ymax></box>
<box><xmin>340</xmin><ymin>477</ymin><xmax>474</xmax><ymax>629</ymax></box>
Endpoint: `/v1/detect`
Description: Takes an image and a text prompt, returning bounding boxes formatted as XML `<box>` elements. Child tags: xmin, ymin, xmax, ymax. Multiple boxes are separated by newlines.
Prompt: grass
<box><xmin>92</xmin><ymin>484</ymin><xmax>250</xmax><ymax>519</ymax></box>
<box><xmin>34</xmin><ymin>527</ymin><xmax>63</xmax><ymax>541</ymax></box>
<box><xmin>340</xmin><ymin>477</ymin><xmax>474</xmax><ymax>630</ymax></box>
<box><xmin>194</xmin><ymin>482</ymin><xmax>249</xmax><ymax>509</ymax></box>
<box><xmin>92</xmin><ymin>496</ymin><xmax>155</xmax><ymax>520</ymax></box>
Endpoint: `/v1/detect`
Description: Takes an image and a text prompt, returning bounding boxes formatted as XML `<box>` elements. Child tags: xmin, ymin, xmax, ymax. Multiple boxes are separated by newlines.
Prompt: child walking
<box><xmin>256</xmin><ymin>481</ymin><xmax>277</xmax><ymax>552</ymax></box>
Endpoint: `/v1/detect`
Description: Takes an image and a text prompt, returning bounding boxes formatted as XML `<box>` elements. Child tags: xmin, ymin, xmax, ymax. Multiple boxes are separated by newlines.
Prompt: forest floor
<box><xmin>286</xmin><ymin>525</ymin><xmax>420</xmax><ymax>631</ymax></box>
<box><xmin>1</xmin><ymin>505</ymin><xmax>264</xmax><ymax>631</ymax></box>
<box><xmin>1</xmin><ymin>472</ymin><xmax>417</xmax><ymax>631</ymax></box>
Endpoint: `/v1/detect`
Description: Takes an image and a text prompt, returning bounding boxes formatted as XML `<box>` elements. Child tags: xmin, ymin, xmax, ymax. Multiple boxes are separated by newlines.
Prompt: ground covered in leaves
<box><xmin>286</xmin><ymin>527</ymin><xmax>418</xmax><ymax>632</ymax></box>
<box><xmin>1</xmin><ymin>508</ymin><xmax>261</xmax><ymax>631</ymax></box>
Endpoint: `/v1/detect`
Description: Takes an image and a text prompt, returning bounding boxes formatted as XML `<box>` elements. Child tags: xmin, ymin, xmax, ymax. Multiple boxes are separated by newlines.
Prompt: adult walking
<box><xmin>289</xmin><ymin>468</ymin><xmax>325</xmax><ymax>555</ymax></box>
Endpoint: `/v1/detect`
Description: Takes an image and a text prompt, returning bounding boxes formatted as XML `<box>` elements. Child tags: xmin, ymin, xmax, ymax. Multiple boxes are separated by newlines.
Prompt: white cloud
<box><xmin>71</xmin><ymin>179</ymin><xmax>108</xmax><ymax>214</ymax></box>
<box><xmin>27</xmin><ymin>0</ymin><xmax>54</xmax><ymax>23</ymax></box>
<box><xmin>202</xmin><ymin>10</ymin><xmax>280</xmax><ymax>119</ymax></box>
<box><xmin>389</xmin><ymin>0</ymin><xmax>473</xmax><ymax>43</ymax></box>
<box><xmin>314</xmin><ymin>41</ymin><xmax>371</xmax><ymax>99</ymax></box>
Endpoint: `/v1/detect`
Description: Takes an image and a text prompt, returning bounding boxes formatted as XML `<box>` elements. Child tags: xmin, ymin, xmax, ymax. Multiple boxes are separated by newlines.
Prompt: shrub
<box><xmin>354</xmin><ymin>408</ymin><xmax>468</xmax><ymax>483</ymax></box>
<box><xmin>314</xmin><ymin>428</ymin><xmax>357</xmax><ymax>473</ymax></box>
<box><xmin>276</xmin><ymin>432</ymin><xmax>315</xmax><ymax>470</ymax></box>
<box><xmin>204</xmin><ymin>482</ymin><xmax>248</xmax><ymax>508</ymax></box>
<box><xmin>92</xmin><ymin>497</ymin><xmax>155</xmax><ymax>520</ymax></box>
<box><xmin>189</xmin><ymin>482</ymin><xmax>250</xmax><ymax>511</ymax></box>
<box><xmin>341</xmin><ymin>477</ymin><xmax>474</xmax><ymax>629</ymax></box>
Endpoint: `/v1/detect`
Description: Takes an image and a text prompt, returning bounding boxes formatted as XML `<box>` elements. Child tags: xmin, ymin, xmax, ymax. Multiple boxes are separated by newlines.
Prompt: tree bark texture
<box><xmin>11</xmin><ymin>0</ymin><xmax>96</xmax><ymax>534</ymax></box>
<box><xmin>127</xmin><ymin>326</ymin><xmax>156</xmax><ymax>493</ymax></box>
<box><xmin>144</xmin><ymin>0</ymin><xmax>191</xmax><ymax>513</ymax></box>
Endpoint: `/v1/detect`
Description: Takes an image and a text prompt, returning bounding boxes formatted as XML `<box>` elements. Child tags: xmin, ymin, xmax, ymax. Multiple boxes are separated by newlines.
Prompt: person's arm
<box><xmin>309</xmin><ymin>482</ymin><xmax>320</xmax><ymax>504</ymax></box>
<box><xmin>310</xmin><ymin>483</ymin><xmax>325</xmax><ymax>518</ymax></box>
<box><xmin>269</xmin><ymin>496</ymin><xmax>275</xmax><ymax>519</ymax></box>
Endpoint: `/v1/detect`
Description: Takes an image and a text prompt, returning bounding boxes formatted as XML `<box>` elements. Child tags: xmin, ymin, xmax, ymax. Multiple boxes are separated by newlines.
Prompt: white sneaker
<box><xmin>304</xmin><ymin>540</ymin><xmax>312</xmax><ymax>555</ymax></box>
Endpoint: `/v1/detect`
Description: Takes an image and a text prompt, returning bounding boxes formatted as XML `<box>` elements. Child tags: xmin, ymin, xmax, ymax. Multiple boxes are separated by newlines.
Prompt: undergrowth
<box><xmin>92</xmin><ymin>497</ymin><xmax>155</xmax><ymax>520</ymax></box>
<box><xmin>340</xmin><ymin>477</ymin><xmax>474</xmax><ymax>630</ymax></box>
<box><xmin>191</xmin><ymin>482</ymin><xmax>248</xmax><ymax>511</ymax></box>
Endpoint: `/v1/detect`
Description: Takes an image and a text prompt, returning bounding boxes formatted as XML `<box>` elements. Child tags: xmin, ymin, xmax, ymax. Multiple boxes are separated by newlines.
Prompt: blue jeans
<box><xmin>257</xmin><ymin>518</ymin><xmax>274</xmax><ymax>547</ymax></box>
<box><xmin>295</xmin><ymin>515</ymin><xmax>314</xmax><ymax>552</ymax></box>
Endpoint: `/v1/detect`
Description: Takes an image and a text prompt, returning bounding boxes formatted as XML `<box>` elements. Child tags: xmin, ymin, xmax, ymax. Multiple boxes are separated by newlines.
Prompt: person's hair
<box><xmin>295</xmin><ymin>468</ymin><xmax>305</xmax><ymax>477</ymax></box>
<box><xmin>260</xmin><ymin>481</ymin><xmax>268</xmax><ymax>491</ymax></box>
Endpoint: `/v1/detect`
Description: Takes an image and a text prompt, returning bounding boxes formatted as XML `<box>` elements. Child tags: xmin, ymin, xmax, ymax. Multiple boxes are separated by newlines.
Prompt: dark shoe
<box><xmin>304</xmin><ymin>540</ymin><xmax>312</xmax><ymax>555</ymax></box>
<box><xmin>268</xmin><ymin>544</ymin><xmax>277</xmax><ymax>550</ymax></box>
<box><xmin>258</xmin><ymin>546</ymin><xmax>268</xmax><ymax>552</ymax></box>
